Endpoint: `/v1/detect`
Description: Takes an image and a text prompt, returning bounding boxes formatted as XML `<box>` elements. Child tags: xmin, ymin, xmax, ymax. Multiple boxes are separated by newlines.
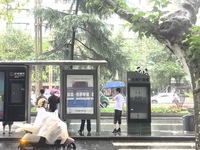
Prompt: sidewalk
<box><xmin>0</xmin><ymin>116</ymin><xmax>195</xmax><ymax>141</ymax></box>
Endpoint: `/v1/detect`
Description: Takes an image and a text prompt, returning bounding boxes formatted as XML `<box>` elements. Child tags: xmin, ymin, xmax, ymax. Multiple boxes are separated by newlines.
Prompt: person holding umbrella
<box><xmin>112</xmin><ymin>88</ymin><xmax>125</xmax><ymax>134</ymax></box>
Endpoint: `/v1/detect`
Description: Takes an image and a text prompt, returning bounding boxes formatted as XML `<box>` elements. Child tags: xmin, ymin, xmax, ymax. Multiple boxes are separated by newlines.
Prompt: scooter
<box><xmin>18</xmin><ymin>132</ymin><xmax>76</xmax><ymax>150</ymax></box>
<box><xmin>16</xmin><ymin>111</ymin><xmax>76</xmax><ymax>150</ymax></box>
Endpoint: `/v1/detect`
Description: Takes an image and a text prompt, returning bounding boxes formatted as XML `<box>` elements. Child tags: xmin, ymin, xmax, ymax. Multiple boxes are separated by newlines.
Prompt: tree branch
<box><xmin>76</xmin><ymin>46</ymin><xmax>94</xmax><ymax>60</ymax></box>
<box><xmin>75</xmin><ymin>38</ymin><xmax>103</xmax><ymax>59</ymax></box>
<box><xmin>103</xmin><ymin>0</ymin><xmax>133</xmax><ymax>22</ymax></box>
<box><xmin>39</xmin><ymin>42</ymin><xmax>69</xmax><ymax>56</ymax></box>
<box><xmin>103</xmin><ymin>0</ymin><xmax>200</xmax><ymax>44</ymax></box>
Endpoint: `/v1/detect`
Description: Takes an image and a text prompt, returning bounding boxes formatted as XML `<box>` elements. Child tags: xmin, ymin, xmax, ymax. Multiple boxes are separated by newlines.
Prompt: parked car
<box><xmin>100</xmin><ymin>91</ymin><xmax>110</xmax><ymax>108</ymax></box>
<box><xmin>151</xmin><ymin>93</ymin><xmax>181</xmax><ymax>104</ymax></box>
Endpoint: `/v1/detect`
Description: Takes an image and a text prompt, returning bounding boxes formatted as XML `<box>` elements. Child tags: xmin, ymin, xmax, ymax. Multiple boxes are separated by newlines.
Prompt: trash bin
<box><xmin>183</xmin><ymin>115</ymin><xmax>195</xmax><ymax>131</ymax></box>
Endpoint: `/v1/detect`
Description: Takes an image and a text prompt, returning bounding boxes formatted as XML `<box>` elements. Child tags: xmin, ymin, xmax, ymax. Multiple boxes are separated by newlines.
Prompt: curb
<box><xmin>100</xmin><ymin>113</ymin><xmax>186</xmax><ymax>117</ymax></box>
<box><xmin>71</xmin><ymin>136</ymin><xmax>195</xmax><ymax>141</ymax></box>
<box><xmin>0</xmin><ymin>135</ymin><xmax>195</xmax><ymax>141</ymax></box>
<box><xmin>100</xmin><ymin>116</ymin><xmax>183</xmax><ymax>120</ymax></box>
<box><xmin>30</xmin><ymin>113</ymin><xmax>185</xmax><ymax>118</ymax></box>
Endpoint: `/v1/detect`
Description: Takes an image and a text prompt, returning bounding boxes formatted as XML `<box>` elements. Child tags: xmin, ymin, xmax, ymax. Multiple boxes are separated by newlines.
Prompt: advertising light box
<box><xmin>66</xmin><ymin>75</ymin><xmax>94</xmax><ymax>115</ymax></box>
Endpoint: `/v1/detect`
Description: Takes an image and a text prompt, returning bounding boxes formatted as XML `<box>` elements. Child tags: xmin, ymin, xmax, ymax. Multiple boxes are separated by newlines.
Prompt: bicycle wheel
<box><xmin>67</xmin><ymin>143</ymin><xmax>76</xmax><ymax>150</ymax></box>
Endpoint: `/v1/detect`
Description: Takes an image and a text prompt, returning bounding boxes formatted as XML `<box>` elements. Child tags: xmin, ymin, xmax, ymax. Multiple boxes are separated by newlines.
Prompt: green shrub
<box><xmin>100</xmin><ymin>107</ymin><xmax>114</xmax><ymax>112</ymax></box>
<box><xmin>31</xmin><ymin>107</ymin><xmax>36</xmax><ymax>112</ymax></box>
<box><xmin>151</xmin><ymin>106</ymin><xmax>189</xmax><ymax>113</ymax></box>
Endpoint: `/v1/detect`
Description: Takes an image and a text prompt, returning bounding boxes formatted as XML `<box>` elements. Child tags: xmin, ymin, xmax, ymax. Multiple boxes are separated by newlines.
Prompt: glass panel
<box><xmin>129</xmin><ymin>86</ymin><xmax>148</xmax><ymax>119</ymax></box>
<box><xmin>11</xmin><ymin>83</ymin><xmax>22</xmax><ymax>103</ymax></box>
<box><xmin>0</xmin><ymin>72</ymin><xmax>4</xmax><ymax>120</ymax></box>
<box><xmin>66</xmin><ymin>75</ymin><xmax>94</xmax><ymax>114</ymax></box>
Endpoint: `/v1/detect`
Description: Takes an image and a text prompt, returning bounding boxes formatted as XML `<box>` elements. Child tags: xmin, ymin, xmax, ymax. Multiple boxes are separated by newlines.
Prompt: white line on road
<box><xmin>119</xmin><ymin>149</ymin><xmax>194</xmax><ymax>150</ymax></box>
<box><xmin>69</xmin><ymin>123</ymin><xmax>182</xmax><ymax>125</ymax></box>
<box><xmin>113</xmin><ymin>142</ymin><xmax>195</xmax><ymax>147</ymax></box>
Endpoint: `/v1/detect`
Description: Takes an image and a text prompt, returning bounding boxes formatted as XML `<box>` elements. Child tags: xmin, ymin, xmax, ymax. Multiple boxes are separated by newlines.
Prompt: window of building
<box><xmin>63</xmin><ymin>0</ymin><xmax>73</xmax><ymax>4</ymax></box>
<box><xmin>15</xmin><ymin>9</ymin><xmax>29</xmax><ymax>19</ymax></box>
<box><xmin>8</xmin><ymin>23</ymin><xmax>30</xmax><ymax>30</ymax></box>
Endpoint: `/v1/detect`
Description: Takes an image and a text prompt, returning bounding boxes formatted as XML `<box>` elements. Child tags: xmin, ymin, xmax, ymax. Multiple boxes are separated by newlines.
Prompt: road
<box><xmin>108</xmin><ymin>97</ymin><xmax>194</xmax><ymax>108</ymax></box>
<box><xmin>113</xmin><ymin>140</ymin><xmax>195</xmax><ymax>150</ymax></box>
<box><xmin>0</xmin><ymin>139</ymin><xmax>195</xmax><ymax>150</ymax></box>
<box><xmin>1</xmin><ymin>116</ymin><xmax>186</xmax><ymax>138</ymax></box>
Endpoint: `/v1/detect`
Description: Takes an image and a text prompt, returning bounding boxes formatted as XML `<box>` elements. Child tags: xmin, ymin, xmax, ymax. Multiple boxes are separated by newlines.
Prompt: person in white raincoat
<box><xmin>34</xmin><ymin>98</ymin><xmax>68</xmax><ymax>144</ymax></box>
<box><xmin>16</xmin><ymin>98</ymin><xmax>68</xmax><ymax>144</ymax></box>
<box><xmin>33</xmin><ymin>98</ymin><xmax>49</xmax><ymax>127</ymax></box>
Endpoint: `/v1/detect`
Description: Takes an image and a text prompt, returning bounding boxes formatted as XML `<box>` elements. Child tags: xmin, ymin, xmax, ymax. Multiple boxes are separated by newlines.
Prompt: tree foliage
<box><xmin>0</xmin><ymin>0</ymin><xmax>26</xmax><ymax>23</ymax></box>
<box><xmin>84</xmin><ymin>0</ymin><xmax>200</xmax><ymax>88</ymax></box>
<box><xmin>126</xmin><ymin>36</ymin><xmax>185</xmax><ymax>90</ymax></box>
<box><xmin>35</xmin><ymin>6</ymin><xmax>132</xmax><ymax>83</ymax></box>
<box><xmin>0</xmin><ymin>27</ymin><xmax>35</xmax><ymax>60</ymax></box>
<box><xmin>84</xmin><ymin>1</ymin><xmax>200</xmax><ymax>146</ymax></box>
<box><xmin>183</xmin><ymin>26</ymin><xmax>200</xmax><ymax>66</ymax></box>
<box><xmin>34</xmin><ymin>0</ymin><xmax>188</xmax><ymax>87</ymax></box>
<box><xmin>86</xmin><ymin>0</ymin><xmax>171</xmax><ymax>38</ymax></box>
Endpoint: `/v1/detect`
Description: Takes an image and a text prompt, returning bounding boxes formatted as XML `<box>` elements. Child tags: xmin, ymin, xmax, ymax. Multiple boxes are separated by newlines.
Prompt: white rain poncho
<box><xmin>16</xmin><ymin>108</ymin><xmax>68</xmax><ymax>144</ymax></box>
<box><xmin>33</xmin><ymin>107</ymin><xmax>50</xmax><ymax>127</ymax></box>
<box><xmin>37</xmin><ymin>112</ymin><xmax>68</xmax><ymax>144</ymax></box>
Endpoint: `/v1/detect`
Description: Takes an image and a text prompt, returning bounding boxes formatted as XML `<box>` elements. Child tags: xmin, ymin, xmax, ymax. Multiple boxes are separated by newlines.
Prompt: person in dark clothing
<box><xmin>78</xmin><ymin>119</ymin><xmax>91</xmax><ymax>136</ymax></box>
<box><xmin>48</xmin><ymin>90</ymin><xmax>59</xmax><ymax>112</ymax></box>
<box><xmin>2</xmin><ymin>121</ymin><xmax>13</xmax><ymax>134</ymax></box>
<box><xmin>36</xmin><ymin>89</ymin><xmax>47</xmax><ymax>106</ymax></box>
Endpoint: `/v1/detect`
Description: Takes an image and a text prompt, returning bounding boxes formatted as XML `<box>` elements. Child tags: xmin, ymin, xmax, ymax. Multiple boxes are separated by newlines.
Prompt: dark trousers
<box><xmin>114</xmin><ymin>109</ymin><xmax>122</xmax><ymax>124</ymax></box>
<box><xmin>79</xmin><ymin>119</ymin><xmax>91</xmax><ymax>132</ymax></box>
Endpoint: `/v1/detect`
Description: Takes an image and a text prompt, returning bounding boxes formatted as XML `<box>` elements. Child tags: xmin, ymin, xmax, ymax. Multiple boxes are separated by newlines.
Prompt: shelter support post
<box><xmin>96</xmin><ymin>66</ymin><xmax>100</xmax><ymax>135</ymax></box>
<box><xmin>60</xmin><ymin>65</ymin><xmax>65</xmax><ymax>120</ymax></box>
<box><xmin>27</xmin><ymin>65</ymin><xmax>32</xmax><ymax>123</ymax></box>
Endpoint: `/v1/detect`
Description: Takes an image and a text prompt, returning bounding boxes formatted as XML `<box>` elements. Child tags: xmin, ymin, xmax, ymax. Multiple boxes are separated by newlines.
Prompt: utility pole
<box><xmin>70</xmin><ymin>0</ymin><xmax>79</xmax><ymax>62</ymax></box>
<box><xmin>34</xmin><ymin>0</ymin><xmax>43</xmax><ymax>96</ymax></box>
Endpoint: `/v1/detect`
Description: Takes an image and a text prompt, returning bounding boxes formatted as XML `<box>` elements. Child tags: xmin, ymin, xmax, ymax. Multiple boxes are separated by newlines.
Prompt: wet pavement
<box><xmin>0</xmin><ymin>117</ymin><xmax>195</xmax><ymax>139</ymax></box>
<box><xmin>0</xmin><ymin>140</ymin><xmax>117</xmax><ymax>150</ymax></box>
<box><xmin>0</xmin><ymin>116</ymin><xmax>196</xmax><ymax>149</ymax></box>
<box><xmin>0</xmin><ymin>139</ymin><xmax>195</xmax><ymax>150</ymax></box>
<box><xmin>67</xmin><ymin>117</ymin><xmax>195</xmax><ymax>138</ymax></box>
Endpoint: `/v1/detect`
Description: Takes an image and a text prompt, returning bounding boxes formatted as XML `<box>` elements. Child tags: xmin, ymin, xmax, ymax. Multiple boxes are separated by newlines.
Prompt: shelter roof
<box><xmin>0</xmin><ymin>60</ymin><xmax>107</xmax><ymax>66</ymax></box>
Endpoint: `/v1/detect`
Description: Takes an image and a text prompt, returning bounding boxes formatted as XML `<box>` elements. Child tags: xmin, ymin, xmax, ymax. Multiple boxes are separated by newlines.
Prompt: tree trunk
<box><xmin>101</xmin><ymin>0</ymin><xmax>200</xmax><ymax>149</ymax></box>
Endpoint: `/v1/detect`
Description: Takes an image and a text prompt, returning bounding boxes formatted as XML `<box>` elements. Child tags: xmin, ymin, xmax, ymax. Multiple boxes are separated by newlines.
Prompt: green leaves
<box><xmin>131</xmin><ymin>36</ymin><xmax>186</xmax><ymax>90</ymax></box>
<box><xmin>0</xmin><ymin>0</ymin><xmax>28</xmax><ymax>23</ymax></box>
<box><xmin>149</xmin><ymin>0</ymin><xmax>171</xmax><ymax>7</ymax></box>
<box><xmin>35</xmin><ymin>6</ymin><xmax>132</xmax><ymax>83</ymax></box>
<box><xmin>182</xmin><ymin>26</ymin><xmax>200</xmax><ymax>63</ymax></box>
<box><xmin>84</xmin><ymin>0</ymin><xmax>171</xmax><ymax>38</ymax></box>
<box><xmin>0</xmin><ymin>27</ymin><xmax>34</xmax><ymax>60</ymax></box>
<box><xmin>151</xmin><ymin>106</ymin><xmax>188</xmax><ymax>113</ymax></box>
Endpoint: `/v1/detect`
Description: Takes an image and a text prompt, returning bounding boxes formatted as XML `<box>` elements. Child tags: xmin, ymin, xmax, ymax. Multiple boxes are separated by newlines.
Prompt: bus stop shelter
<box><xmin>0</xmin><ymin>60</ymin><xmax>107</xmax><ymax>135</ymax></box>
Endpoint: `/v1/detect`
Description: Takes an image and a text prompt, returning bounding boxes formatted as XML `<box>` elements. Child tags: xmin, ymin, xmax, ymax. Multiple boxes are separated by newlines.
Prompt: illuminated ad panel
<box><xmin>66</xmin><ymin>75</ymin><xmax>94</xmax><ymax>114</ymax></box>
